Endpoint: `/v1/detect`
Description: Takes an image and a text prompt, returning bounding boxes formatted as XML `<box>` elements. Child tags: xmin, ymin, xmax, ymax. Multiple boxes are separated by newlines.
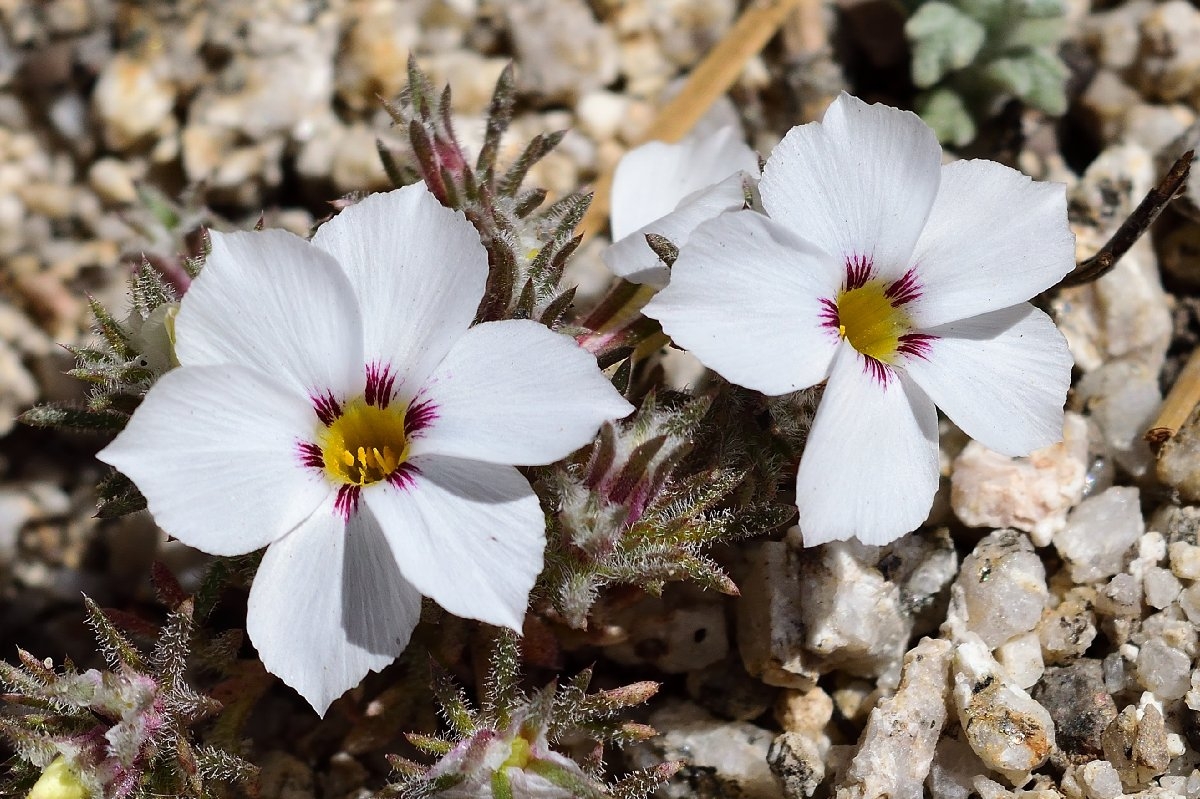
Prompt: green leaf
<box><xmin>983</xmin><ymin>49</ymin><xmax>1068</xmax><ymax>114</ymax></box>
<box><xmin>83</xmin><ymin>595</ymin><xmax>146</xmax><ymax>672</ymax></box>
<box><xmin>915</xmin><ymin>88</ymin><xmax>977</xmax><ymax>146</ymax></box>
<box><xmin>906</xmin><ymin>3</ymin><xmax>986</xmax><ymax>87</ymax></box>
<box><xmin>87</xmin><ymin>296</ymin><xmax>134</xmax><ymax>360</ymax></box>
<box><xmin>497</xmin><ymin>131</ymin><xmax>567</xmax><ymax>197</ymax></box>
<box><xmin>19</xmin><ymin>403</ymin><xmax>128</xmax><ymax>433</ymax></box>
<box><xmin>96</xmin><ymin>471</ymin><xmax>147</xmax><ymax>518</ymax></box>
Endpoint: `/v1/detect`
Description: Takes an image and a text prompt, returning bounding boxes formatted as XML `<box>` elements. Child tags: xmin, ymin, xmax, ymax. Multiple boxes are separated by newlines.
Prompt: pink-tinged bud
<box><xmin>597</xmin><ymin>681</ymin><xmax>660</xmax><ymax>707</ymax></box>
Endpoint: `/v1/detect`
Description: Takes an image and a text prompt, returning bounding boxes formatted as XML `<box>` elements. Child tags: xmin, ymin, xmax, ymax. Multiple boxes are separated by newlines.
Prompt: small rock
<box><xmin>927</xmin><ymin>731</ymin><xmax>990</xmax><ymax>799</ymax></box>
<box><xmin>797</xmin><ymin>538</ymin><xmax>915</xmax><ymax>689</ymax></box>
<box><xmin>321</xmin><ymin>751</ymin><xmax>369</xmax><ymax>799</ymax></box>
<box><xmin>1032</xmin><ymin>660</ymin><xmax>1117</xmax><ymax>767</ymax></box>
<box><xmin>505</xmin><ymin>0</ymin><xmax>619</xmax><ymax>102</ymax></box>
<box><xmin>1082</xmin><ymin>0</ymin><xmax>1153</xmax><ymax>70</ymax></box>
<box><xmin>1054</xmin><ymin>487</ymin><xmax>1144</xmax><ymax>583</ymax></box>
<box><xmin>417</xmin><ymin>52</ymin><xmax>510</xmax><ymax>115</ymax></box>
<box><xmin>1053</xmin><ymin>144</ymin><xmax>1172</xmax><ymax>375</ymax></box>
<box><xmin>1143</xmin><ymin>567</ymin><xmax>1182</xmax><ymax>610</ymax></box>
<box><xmin>1039</xmin><ymin>587</ymin><xmax>1098</xmax><ymax>665</ymax></box>
<box><xmin>739</xmin><ymin>530</ymin><xmax>946</xmax><ymax>692</ymax></box>
<box><xmin>1078</xmin><ymin>70</ymin><xmax>1141</xmax><ymax>146</ymax></box>
<box><xmin>1095</xmin><ymin>573</ymin><xmax>1141</xmax><ymax>623</ymax></box>
<box><xmin>951</xmin><ymin>413</ymin><xmax>1089</xmax><ymax>546</ymax></box>
<box><xmin>953</xmin><ymin>529</ymin><xmax>1048</xmax><ymax>649</ymax></box>
<box><xmin>1135</xmin><ymin>639</ymin><xmax>1192</xmax><ymax>700</ymax></box>
<box><xmin>995</xmin><ymin>633</ymin><xmax>1043</xmax><ymax>690</ymax></box>
<box><xmin>87</xmin><ymin>157</ymin><xmax>138</xmax><ymax>205</ymax></box>
<box><xmin>1102</xmin><ymin>697</ymin><xmax>1172</xmax><ymax>788</ymax></box>
<box><xmin>737</xmin><ymin>538</ymin><xmax>819</xmax><ymax>689</ymax></box>
<box><xmin>1134</xmin><ymin>607</ymin><xmax>1197</xmax><ymax>655</ymax></box>
<box><xmin>1133</xmin><ymin>0</ymin><xmax>1200</xmax><ymax>104</ymax></box>
<box><xmin>1179</xmin><ymin>582</ymin><xmax>1200</xmax><ymax>624</ymax></box>
<box><xmin>330</xmin><ymin>123</ymin><xmax>392</xmax><ymax>194</ymax></box>
<box><xmin>1077</xmin><ymin>760</ymin><xmax>1123</xmax><ymax>799</ymax></box>
<box><xmin>769</xmin><ymin>732</ymin><xmax>825</xmax><ymax>799</ymax></box>
<box><xmin>952</xmin><ymin>634</ymin><xmax>1056</xmax><ymax>786</ymax></box>
<box><xmin>92</xmin><ymin>52</ymin><xmax>176</xmax><ymax>151</ymax></box>
<box><xmin>834</xmin><ymin>637</ymin><xmax>952</xmax><ymax>799</ymax></box>
<box><xmin>334</xmin><ymin>0</ymin><xmax>419</xmax><ymax>111</ymax></box>
<box><xmin>576</xmin><ymin>90</ymin><xmax>630</xmax><ymax>142</ymax></box>
<box><xmin>628</xmin><ymin>701</ymin><xmax>783</xmax><ymax>799</ymax></box>
<box><xmin>1123</xmin><ymin>102</ymin><xmax>1195</xmax><ymax>154</ymax></box>
<box><xmin>775</xmin><ymin>686</ymin><xmax>834</xmax><ymax>737</ymax></box>
<box><xmin>1152</xmin><ymin>504</ymin><xmax>1200</xmax><ymax>546</ymax></box>
<box><xmin>1072</xmin><ymin>358</ymin><xmax>1160</xmax><ymax>477</ymax></box>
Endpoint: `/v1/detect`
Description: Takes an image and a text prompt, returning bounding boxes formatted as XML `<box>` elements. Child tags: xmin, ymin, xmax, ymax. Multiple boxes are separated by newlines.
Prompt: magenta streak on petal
<box><xmin>311</xmin><ymin>391</ymin><xmax>342</xmax><ymax>427</ymax></box>
<box><xmin>364</xmin><ymin>362</ymin><xmax>398</xmax><ymax>409</ymax></box>
<box><xmin>334</xmin><ymin>484</ymin><xmax>361</xmax><ymax>520</ymax></box>
<box><xmin>297</xmin><ymin>441</ymin><xmax>324</xmax><ymax>470</ymax></box>
<box><xmin>861</xmin><ymin>354</ymin><xmax>893</xmax><ymax>386</ymax></box>
<box><xmin>818</xmin><ymin>297</ymin><xmax>840</xmax><ymax>331</ymax></box>
<box><xmin>387</xmin><ymin>461</ymin><xmax>420</xmax><ymax>491</ymax></box>
<box><xmin>843</xmin><ymin>254</ymin><xmax>873</xmax><ymax>290</ymax></box>
<box><xmin>404</xmin><ymin>396</ymin><xmax>438</xmax><ymax>438</ymax></box>
<box><xmin>884</xmin><ymin>267</ymin><xmax>921</xmax><ymax>306</ymax></box>
<box><xmin>897</xmin><ymin>332</ymin><xmax>936</xmax><ymax>360</ymax></box>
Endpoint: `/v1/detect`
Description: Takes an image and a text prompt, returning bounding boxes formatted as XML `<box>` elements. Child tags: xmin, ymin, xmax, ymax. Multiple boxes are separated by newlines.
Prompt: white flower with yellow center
<box><xmin>98</xmin><ymin>184</ymin><xmax>632</xmax><ymax>715</ymax></box>
<box><xmin>643</xmin><ymin>93</ymin><xmax>1075</xmax><ymax>546</ymax></box>
<box><xmin>604</xmin><ymin>126</ymin><xmax>759</xmax><ymax>288</ymax></box>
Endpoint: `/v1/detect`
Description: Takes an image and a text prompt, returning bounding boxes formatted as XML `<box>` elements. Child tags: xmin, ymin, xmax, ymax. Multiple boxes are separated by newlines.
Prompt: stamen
<box><xmin>824</xmin><ymin>261</ymin><xmax>937</xmax><ymax>367</ymax></box>
<box><xmin>314</xmin><ymin>397</ymin><xmax>413</xmax><ymax>487</ymax></box>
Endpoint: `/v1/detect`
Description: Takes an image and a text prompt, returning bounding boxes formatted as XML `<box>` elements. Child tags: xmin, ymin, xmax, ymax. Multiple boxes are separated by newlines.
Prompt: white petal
<box><xmin>902</xmin><ymin>304</ymin><xmax>1072</xmax><ymax>456</ymax></box>
<box><xmin>604</xmin><ymin>172</ymin><xmax>750</xmax><ymax>288</ymax></box>
<box><xmin>643</xmin><ymin>210</ymin><xmax>842</xmax><ymax>395</ymax></box>
<box><xmin>247</xmin><ymin>499</ymin><xmax>422</xmax><ymax>716</ymax></box>
<box><xmin>177</xmin><ymin>229</ymin><xmax>364</xmax><ymax>401</ymax></box>
<box><xmin>609</xmin><ymin>126</ymin><xmax>758</xmax><ymax>242</ymax></box>
<box><xmin>906</xmin><ymin>159</ymin><xmax>1075</xmax><ymax>327</ymax></box>
<box><xmin>759</xmin><ymin>93</ymin><xmax>943</xmax><ymax>279</ymax></box>
<box><xmin>312</xmin><ymin>184</ymin><xmax>488</xmax><ymax>398</ymax></box>
<box><xmin>364</xmin><ymin>456</ymin><xmax>544</xmax><ymax>631</ymax></box>
<box><xmin>796</xmin><ymin>344</ymin><xmax>940</xmax><ymax>546</ymax></box>
<box><xmin>97</xmin><ymin>365</ymin><xmax>330</xmax><ymax>556</ymax></box>
<box><xmin>408</xmin><ymin>320</ymin><xmax>632</xmax><ymax>465</ymax></box>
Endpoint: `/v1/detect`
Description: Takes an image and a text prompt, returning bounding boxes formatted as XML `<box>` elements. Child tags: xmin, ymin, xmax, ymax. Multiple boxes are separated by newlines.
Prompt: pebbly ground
<box><xmin>6</xmin><ymin>1</ymin><xmax>1200</xmax><ymax>797</ymax></box>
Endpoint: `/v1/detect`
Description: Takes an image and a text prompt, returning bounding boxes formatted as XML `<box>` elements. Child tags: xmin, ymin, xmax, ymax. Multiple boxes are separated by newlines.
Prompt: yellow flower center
<box><xmin>319</xmin><ymin>398</ymin><xmax>410</xmax><ymax>486</ymax></box>
<box><xmin>502</xmin><ymin>736</ymin><xmax>534</xmax><ymax>770</ymax></box>
<box><xmin>836</xmin><ymin>280</ymin><xmax>913</xmax><ymax>362</ymax></box>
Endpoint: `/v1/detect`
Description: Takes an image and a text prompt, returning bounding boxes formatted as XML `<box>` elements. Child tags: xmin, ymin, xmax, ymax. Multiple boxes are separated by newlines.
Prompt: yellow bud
<box><xmin>27</xmin><ymin>757</ymin><xmax>89</xmax><ymax>799</ymax></box>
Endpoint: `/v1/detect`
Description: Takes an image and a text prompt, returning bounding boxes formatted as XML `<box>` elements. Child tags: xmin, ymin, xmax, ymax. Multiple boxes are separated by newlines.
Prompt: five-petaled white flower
<box><xmin>99</xmin><ymin>184</ymin><xmax>632</xmax><ymax>715</ymax></box>
<box><xmin>643</xmin><ymin>93</ymin><xmax>1075</xmax><ymax>546</ymax></box>
<box><xmin>604</xmin><ymin>126</ymin><xmax>758</xmax><ymax>288</ymax></box>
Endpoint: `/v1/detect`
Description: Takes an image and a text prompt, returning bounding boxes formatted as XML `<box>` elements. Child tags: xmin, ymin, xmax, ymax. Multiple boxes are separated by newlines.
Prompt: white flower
<box><xmin>126</xmin><ymin>301</ymin><xmax>179</xmax><ymax>374</ymax></box>
<box><xmin>643</xmin><ymin>93</ymin><xmax>1075</xmax><ymax>547</ymax></box>
<box><xmin>603</xmin><ymin>125</ymin><xmax>758</xmax><ymax>288</ymax></box>
<box><xmin>98</xmin><ymin>184</ymin><xmax>632</xmax><ymax>715</ymax></box>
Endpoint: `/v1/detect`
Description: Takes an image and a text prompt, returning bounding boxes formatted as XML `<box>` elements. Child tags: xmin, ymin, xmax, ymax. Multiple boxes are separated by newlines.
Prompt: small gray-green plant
<box><xmin>380</xmin><ymin>631</ymin><xmax>679</xmax><ymax>798</ymax></box>
<box><xmin>904</xmin><ymin>0</ymin><xmax>1069</xmax><ymax>145</ymax></box>
<box><xmin>0</xmin><ymin>575</ymin><xmax>256</xmax><ymax>799</ymax></box>
<box><xmin>541</xmin><ymin>390</ymin><xmax>795</xmax><ymax>628</ymax></box>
